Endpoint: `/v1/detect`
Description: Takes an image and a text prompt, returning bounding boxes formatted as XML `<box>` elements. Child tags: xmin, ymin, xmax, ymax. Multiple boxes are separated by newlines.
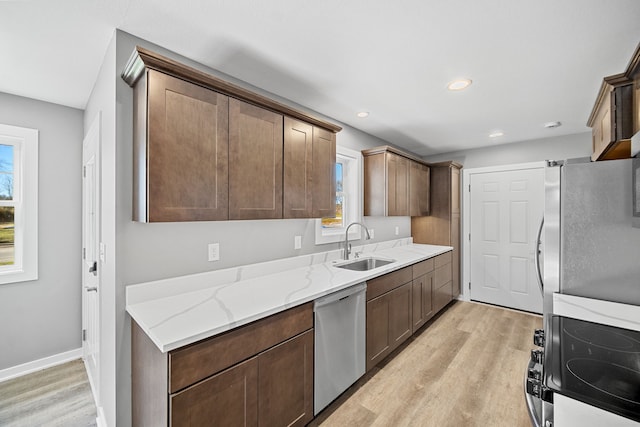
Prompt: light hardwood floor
<box><xmin>311</xmin><ymin>300</ymin><xmax>542</xmax><ymax>427</ymax></box>
<box><xmin>0</xmin><ymin>359</ymin><xmax>96</xmax><ymax>426</ymax></box>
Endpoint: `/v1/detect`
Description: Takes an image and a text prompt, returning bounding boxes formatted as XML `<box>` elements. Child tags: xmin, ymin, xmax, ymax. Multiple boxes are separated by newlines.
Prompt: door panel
<box><xmin>147</xmin><ymin>70</ymin><xmax>229</xmax><ymax>221</ymax></box>
<box><xmin>258</xmin><ymin>330</ymin><xmax>313</xmax><ymax>427</ymax></box>
<box><xmin>170</xmin><ymin>357</ymin><xmax>258</xmax><ymax>427</ymax></box>
<box><xmin>229</xmin><ymin>98</ymin><xmax>283</xmax><ymax>220</ymax></box>
<box><xmin>469</xmin><ymin>167</ymin><xmax>544</xmax><ymax>313</ymax></box>
<box><xmin>82</xmin><ymin>114</ymin><xmax>100</xmax><ymax>401</ymax></box>
<box><xmin>283</xmin><ymin>118</ymin><xmax>312</xmax><ymax>218</ymax></box>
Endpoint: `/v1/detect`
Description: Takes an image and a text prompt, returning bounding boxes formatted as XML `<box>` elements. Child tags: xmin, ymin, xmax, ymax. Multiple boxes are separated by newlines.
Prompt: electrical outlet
<box><xmin>395</xmin><ymin>226</ymin><xmax>399</xmax><ymax>236</ymax></box>
<box><xmin>369</xmin><ymin>229</ymin><xmax>375</xmax><ymax>239</ymax></box>
<box><xmin>294</xmin><ymin>235</ymin><xmax>302</xmax><ymax>250</ymax></box>
<box><xmin>208</xmin><ymin>243</ymin><xmax>220</xmax><ymax>262</ymax></box>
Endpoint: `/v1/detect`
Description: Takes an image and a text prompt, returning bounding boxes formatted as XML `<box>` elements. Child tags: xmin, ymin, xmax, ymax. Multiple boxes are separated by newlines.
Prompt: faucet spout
<box><xmin>343</xmin><ymin>222</ymin><xmax>371</xmax><ymax>260</ymax></box>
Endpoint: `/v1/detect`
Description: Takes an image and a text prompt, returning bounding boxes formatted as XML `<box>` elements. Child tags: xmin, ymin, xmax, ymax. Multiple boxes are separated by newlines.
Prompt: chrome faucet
<box><xmin>343</xmin><ymin>222</ymin><xmax>371</xmax><ymax>260</ymax></box>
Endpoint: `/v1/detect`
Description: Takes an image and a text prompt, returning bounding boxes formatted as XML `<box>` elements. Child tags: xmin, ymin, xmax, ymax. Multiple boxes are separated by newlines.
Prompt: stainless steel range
<box><xmin>525</xmin><ymin>158</ymin><xmax>640</xmax><ymax>427</ymax></box>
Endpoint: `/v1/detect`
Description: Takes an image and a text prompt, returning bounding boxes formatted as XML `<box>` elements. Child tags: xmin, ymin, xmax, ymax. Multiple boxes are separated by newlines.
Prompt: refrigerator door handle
<box><xmin>534</xmin><ymin>217</ymin><xmax>544</xmax><ymax>294</ymax></box>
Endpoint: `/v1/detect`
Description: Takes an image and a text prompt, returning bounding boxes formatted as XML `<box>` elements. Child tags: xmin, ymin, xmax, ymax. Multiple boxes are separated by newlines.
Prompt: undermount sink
<box><xmin>334</xmin><ymin>257</ymin><xmax>395</xmax><ymax>271</ymax></box>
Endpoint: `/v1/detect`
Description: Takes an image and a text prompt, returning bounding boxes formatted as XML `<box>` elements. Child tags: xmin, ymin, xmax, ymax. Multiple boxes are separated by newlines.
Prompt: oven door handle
<box><xmin>534</xmin><ymin>217</ymin><xmax>544</xmax><ymax>295</ymax></box>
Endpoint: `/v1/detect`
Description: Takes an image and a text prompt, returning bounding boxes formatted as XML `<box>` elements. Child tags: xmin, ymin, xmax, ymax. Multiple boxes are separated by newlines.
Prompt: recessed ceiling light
<box><xmin>356</xmin><ymin>111</ymin><xmax>369</xmax><ymax>118</ymax></box>
<box><xmin>544</xmin><ymin>121</ymin><xmax>562</xmax><ymax>128</ymax></box>
<box><xmin>447</xmin><ymin>79</ymin><xmax>472</xmax><ymax>91</ymax></box>
<box><xmin>489</xmin><ymin>131</ymin><xmax>504</xmax><ymax>138</ymax></box>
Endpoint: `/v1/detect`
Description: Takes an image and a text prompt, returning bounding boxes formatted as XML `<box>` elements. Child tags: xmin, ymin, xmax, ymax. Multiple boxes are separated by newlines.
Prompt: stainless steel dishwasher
<box><xmin>314</xmin><ymin>282</ymin><xmax>366</xmax><ymax>415</ymax></box>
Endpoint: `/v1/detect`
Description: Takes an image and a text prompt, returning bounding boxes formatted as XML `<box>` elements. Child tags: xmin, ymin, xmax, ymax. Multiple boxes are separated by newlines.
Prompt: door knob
<box><xmin>89</xmin><ymin>261</ymin><xmax>97</xmax><ymax>276</ymax></box>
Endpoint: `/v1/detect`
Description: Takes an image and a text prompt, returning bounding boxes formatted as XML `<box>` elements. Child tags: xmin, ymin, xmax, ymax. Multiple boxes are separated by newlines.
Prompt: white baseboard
<box><xmin>0</xmin><ymin>348</ymin><xmax>83</xmax><ymax>383</ymax></box>
<box><xmin>96</xmin><ymin>406</ymin><xmax>108</xmax><ymax>427</ymax></box>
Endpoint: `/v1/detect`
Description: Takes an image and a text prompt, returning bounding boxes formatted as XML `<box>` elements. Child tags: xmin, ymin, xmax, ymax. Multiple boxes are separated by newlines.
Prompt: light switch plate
<box><xmin>395</xmin><ymin>226</ymin><xmax>399</xmax><ymax>235</ymax></box>
<box><xmin>208</xmin><ymin>243</ymin><xmax>220</xmax><ymax>262</ymax></box>
<box><xmin>294</xmin><ymin>235</ymin><xmax>302</xmax><ymax>250</ymax></box>
<box><xmin>369</xmin><ymin>229</ymin><xmax>375</xmax><ymax>239</ymax></box>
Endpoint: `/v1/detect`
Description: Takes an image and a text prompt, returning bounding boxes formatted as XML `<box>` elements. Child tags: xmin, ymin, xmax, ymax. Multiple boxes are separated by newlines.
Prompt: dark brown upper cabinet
<box><xmin>588</xmin><ymin>74</ymin><xmax>633</xmax><ymax>161</ymax></box>
<box><xmin>122</xmin><ymin>46</ymin><xmax>341</xmax><ymax>222</ymax></box>
<box><xmin>283</xmin><ymin>118</ymin><xmax>336</xmax><ymax>219</ymax></box>
<box><xmin>133</xmin><ymin>70</ymin><xmax>229</xmax><ymax>222</ymax></box>
<box><xmin>588</xmin><ymin>42</ymin><xmax>640</xmax><ymax>161</ymax></box>
<box><xmin>229</xmin><ymin>99</ymin><xmax>283</xmax><ymax>220</ymax></box>
<box><xmin>363</xmin><ymin>146</ymin><xmax>429</xmax><ymax>217</ymax></box>
<box><xmin>409</xmin><ymin>161</ymin><xmax>430</xmax><ymax>216</ymax></box>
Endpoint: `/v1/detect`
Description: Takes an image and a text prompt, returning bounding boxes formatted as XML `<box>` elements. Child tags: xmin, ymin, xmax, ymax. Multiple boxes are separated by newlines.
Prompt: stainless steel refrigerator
<box><xmin>525</xmin><ymin>157</ymin><xmax>640</xmax><ymax>427</ymax></box>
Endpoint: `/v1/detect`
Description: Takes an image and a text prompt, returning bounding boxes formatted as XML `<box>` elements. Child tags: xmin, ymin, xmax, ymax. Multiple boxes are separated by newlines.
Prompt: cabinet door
<box><xmin>283</xmin><ymin>118</ymin><xmax>313</xmax><ymax>218</ymax></box>
<box><xmin>229</xmin><ymin>99</ymin><xmax>283</xmax><ymax>220</ymax></box>
<box><xmin>388</xmin><ymin>282</ymin><xmax>412</xmax><ymax>349</ymax></box>
<box><xmin>409</xmin><ymin>161</ymin><xmax>430</xmax><ymax>216</ymax></box>
<box><xmin>411</xmin><ymin>272</ymin><xmax>433</xmax><ymax>333</ymax></box>
<box><xmin>258</xmin><ymin>330</ymin><xmax>313</xmax><ymax>427</ymax></box>
<box><xmin>451</xmin><ymin>213</ymin><xmax>461</xmax><ymax>299</ymax></box>
<box><xmin>366</xmin><ymin>293</ymin><xmax>391</xmax><ymax>371</ymax></box>
<box><xmin>170</xmin><ymin>357</ymin><xmax>258</xmax><ymax>427</ymax></box>
<box><xmin>451</xmin><ymin>166</ymin><xmax>460</xmax><ymax>215</ymax></box>
<box><xmin>387</xmin><ymin>153</ymin><xmax>409</xmax><ymax>216</ymax></box>
<box><xmin>146</xmin><ymin>70</ymin><xmax>229</xmax><ymax>222</ymax></box>
<box><xmin>366</xmin><ymin>281</ymin><xmax>412</xmax><ymax>371</ymax></box>
<box><xmin>311</xmin><ymin>127</ymin><xmax>336</xmax><ymax>218</ymax></box>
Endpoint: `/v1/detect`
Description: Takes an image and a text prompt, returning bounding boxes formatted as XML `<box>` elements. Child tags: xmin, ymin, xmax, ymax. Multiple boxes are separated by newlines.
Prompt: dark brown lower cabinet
<box><xmin>366</xmin><ymin>282</ymin><xmax>412</xmax><ymax>371</ymax></box>
<box><xmin>433</xmin><ymin>281</ymin><xmax>453</xmax><ymax>314</ymax></box>
<box><xmin>258</xmin><ymin>330</ymin><xmax>314</xmax><ymax>427</ymax></box>
<box><xmin>169</xmin><ymin>330</ymin><xmax>313</xmax><ymax>427</ymax></box>
<box><xmin>132</xmin><ymin>303</ymin><xmax>313</xmax><ymax>427</ymax></box>
<box><xmin>170</xmin><ymin>357</ymin><xmax>258</xmax><ymax>427</ymax></box>
<box><xmin>411</xmin><ymin>272</ymin><xmax>434</xmax><ymax>333</ymax></box>
<box><xmin>366</xmin><ymin>251</ymin><xmax>454</xmax><ymax>372</ymax></box>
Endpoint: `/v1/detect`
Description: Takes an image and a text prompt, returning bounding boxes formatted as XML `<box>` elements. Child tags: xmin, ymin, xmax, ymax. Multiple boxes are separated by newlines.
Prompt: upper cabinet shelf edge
<box><xmin>121</xmin><ymin>46</ymin><xmax>342</xmax><ymax>134</ymax></box>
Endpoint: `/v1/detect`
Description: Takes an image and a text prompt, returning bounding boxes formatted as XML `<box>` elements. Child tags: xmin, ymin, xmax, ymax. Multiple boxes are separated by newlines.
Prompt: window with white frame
<box><xmin>315</xmin><ymin>146</ymin><xmax>362</xmax><ymax>244</ymax></box>
<box><xmin>0</xmin><ymin>124</ymin><xmax>38</xmax><ymax>284</ymax></box>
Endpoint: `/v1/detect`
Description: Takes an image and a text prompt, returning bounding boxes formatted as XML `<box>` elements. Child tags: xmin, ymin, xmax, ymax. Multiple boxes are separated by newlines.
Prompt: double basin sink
<box><xmin>334</xmin><ymin>257</ymin><xmax>395</xmax><ymax>272</ymax></box>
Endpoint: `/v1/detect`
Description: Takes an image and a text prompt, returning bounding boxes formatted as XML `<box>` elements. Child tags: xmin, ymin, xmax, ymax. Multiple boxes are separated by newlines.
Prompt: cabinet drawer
<box><xmin>434</xmin><ymin>251</ymin><xmax>452</xmax><ymax>268</ymax></box>
<box><xmin>169</xmin><ymin>302</ymin><xmax>313</xmax><ymax>393</ymax></box>
<box><xmin>366</xmin><ymin>266</ymin><xmax>413</xmax><ymax>300</ymax></box>
<box><xmin>434</xmin><ymin>263</ymin><xmax>452</xmax><ymax>289</ymax></box>
<box><xmin>412</xmin><ymin>258</ymin><xmax>434</xmax><ymax>278</ymax></box>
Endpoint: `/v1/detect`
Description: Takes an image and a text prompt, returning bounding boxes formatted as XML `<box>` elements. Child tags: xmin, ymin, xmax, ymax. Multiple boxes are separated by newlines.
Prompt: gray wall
<box><xmin>106</xmin><ymin>30</ymin><xmax>410</xmax><ymax>426</ymax></box>
<box><xmin>0</xmin><ymin>92</ymin><xmax>83</xmax><ymax>370</ymax></box>
<box><xmin>424</xmin><ymin>132</ymin><xmax>592</xmax><ymax>168</ymax></box>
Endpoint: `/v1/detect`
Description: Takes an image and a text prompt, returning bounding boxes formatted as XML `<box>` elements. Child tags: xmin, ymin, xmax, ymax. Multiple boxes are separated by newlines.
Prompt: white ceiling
<box><xmin>2</xmin><ymin>0</ymin><xmax>640</xmax><ymax>156</ymax></box>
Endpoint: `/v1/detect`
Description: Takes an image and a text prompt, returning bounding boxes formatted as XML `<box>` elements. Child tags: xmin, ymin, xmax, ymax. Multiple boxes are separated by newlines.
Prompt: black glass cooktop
<box><xmin>548</xmin><ymin>316</ymin><xmax>640</xmax><ymax>422</ymax></box>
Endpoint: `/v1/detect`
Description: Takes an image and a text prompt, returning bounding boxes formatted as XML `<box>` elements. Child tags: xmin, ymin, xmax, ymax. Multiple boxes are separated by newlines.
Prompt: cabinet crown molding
<box><xmin>361</xmin><ymin>145</ymin><xmax>429</xmax><ymax>166</ymax></box>
<box><xmin>121</xmin><ymin>46</ymin><xmax>342</xmax><ymax>133</ymax></box>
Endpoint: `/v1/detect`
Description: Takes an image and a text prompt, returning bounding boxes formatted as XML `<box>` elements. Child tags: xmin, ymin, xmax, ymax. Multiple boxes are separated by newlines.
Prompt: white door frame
<box><xmin>82</xmin><ymin>112</ymin><xmax>101</xmax><ymax>412</ymax></box>
<box><xmin>461</xmin><ymin>161</ymin><xmax>546</xmax><ymax>303</ymax></box>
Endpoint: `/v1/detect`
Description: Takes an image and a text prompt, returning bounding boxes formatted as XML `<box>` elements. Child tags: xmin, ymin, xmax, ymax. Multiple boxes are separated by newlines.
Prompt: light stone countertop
<box><xmin>126</xmin><ymin>239</ymin><xmax>452</xmax><ymax>352</ymax></box>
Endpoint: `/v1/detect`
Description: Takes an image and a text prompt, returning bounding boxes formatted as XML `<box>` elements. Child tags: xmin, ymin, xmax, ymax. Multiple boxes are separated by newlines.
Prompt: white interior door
<box><xmin>82</xmin><ymin>114</ymin><xmax>100</xmax><ymax>402</ymax></box>
<box><xmin>469</xmin><ymin>165</ymin><xmax>543</xmax><ymax>313</ymax></box>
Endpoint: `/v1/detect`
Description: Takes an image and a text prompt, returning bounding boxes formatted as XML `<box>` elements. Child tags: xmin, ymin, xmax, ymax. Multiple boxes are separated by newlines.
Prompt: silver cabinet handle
<box><xmin>534</xmin><ymin>217</ymin><xmax>544</xmax><ymax>294</ymax></box>
<box><xmin>85</xmin><ymin>286</ymin><xmax>98</xmax><ymax>292</ymax></box>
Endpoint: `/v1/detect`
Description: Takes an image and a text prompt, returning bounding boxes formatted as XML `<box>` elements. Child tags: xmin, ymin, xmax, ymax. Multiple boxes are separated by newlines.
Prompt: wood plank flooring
<box><xmin>0</xmin><ymin>359</ymin><xmax>96</xmax><ymax>426</ymax></box>
<box><xmin>311</xmin><ymin>300</ymin><xmax>542</xmax><ymax>427</ymax></box>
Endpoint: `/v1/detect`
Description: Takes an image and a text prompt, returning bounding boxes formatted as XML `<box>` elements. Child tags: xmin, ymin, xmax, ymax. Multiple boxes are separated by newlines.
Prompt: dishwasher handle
<box><xmin>314</xmin><ymin>282</ymin><xmax>367</xmax><ymax>310</ymax></box>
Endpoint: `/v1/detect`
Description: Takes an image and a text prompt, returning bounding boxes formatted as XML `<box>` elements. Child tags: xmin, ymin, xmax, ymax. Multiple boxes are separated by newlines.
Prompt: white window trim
<box><xmin>0</xmin><ymin>124</ymin><xmax>38</xmax><ymax>284</ymax></box>
<box><xmin>315</xmin><ymin>146</ymin><xmax>362</xmax><ymax>245</ymax></box>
